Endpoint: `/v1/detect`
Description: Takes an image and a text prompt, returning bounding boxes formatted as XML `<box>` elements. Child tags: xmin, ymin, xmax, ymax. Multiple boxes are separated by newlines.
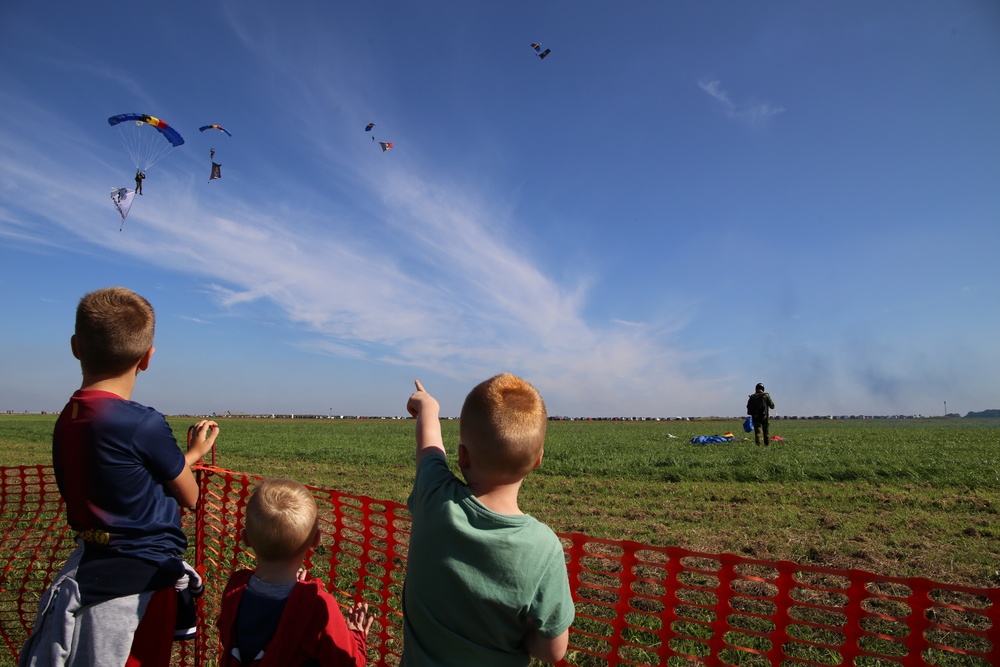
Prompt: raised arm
<box><xmin>407</xmin><ymin>380</ymin><xmax>445</xmax><ymax>465</ymax></box>
<box><xmin>165</xmin><ymin>420</ymin><xmax>219</xmax><ymax>510</ymax></box>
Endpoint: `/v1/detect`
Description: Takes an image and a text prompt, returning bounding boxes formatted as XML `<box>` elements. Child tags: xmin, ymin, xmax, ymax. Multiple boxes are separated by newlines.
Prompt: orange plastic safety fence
<box><xmin>2</xmin><ymin>464</ymin><xmax>998</xmax><ymax>667</ymax></box>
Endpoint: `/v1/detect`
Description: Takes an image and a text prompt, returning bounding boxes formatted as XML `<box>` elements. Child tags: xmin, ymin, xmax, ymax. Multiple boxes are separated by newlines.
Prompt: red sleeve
<box><xmin>313</xmin><ymin>589</ymin><xmax>367</xmax><ymax>667</ymax></box>
<box><xmin>217</xmin><ymin>569</ymin><xmax>253</xmax><ymax>665</ymax></box>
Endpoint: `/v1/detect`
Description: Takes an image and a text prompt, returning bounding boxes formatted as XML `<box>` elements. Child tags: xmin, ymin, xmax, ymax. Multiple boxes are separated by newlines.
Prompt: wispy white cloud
<box><xmin>0</xmin><ymin>92</ymin><xmax>724</xmax><ymax>416</ymax></box>
<box><xmin>698</xmin><ymin>79</ymin><xmax>785</xmax><ymax>129</ymax></box>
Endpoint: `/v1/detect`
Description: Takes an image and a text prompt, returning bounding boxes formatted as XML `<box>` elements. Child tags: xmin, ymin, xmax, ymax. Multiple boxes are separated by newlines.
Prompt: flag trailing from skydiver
<box><xmin>110</xmin><ymin>187</ymin><xmax>136</xmax><ymax>231</ymax></box>
<box><xmin>200</xmin><ymin>124</ymin><xmax>230</xmax><ymax>181</ymax></box>
<box><xmin>379</xmin><ymin>141</ymin><xmax>393</xmax><ymax>152</ymax></box>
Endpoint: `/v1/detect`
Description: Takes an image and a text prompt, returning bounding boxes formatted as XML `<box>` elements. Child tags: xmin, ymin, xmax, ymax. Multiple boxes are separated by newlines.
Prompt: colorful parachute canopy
<box><xmin>365</xmin><ymin>123</ymin><xmax>376</xmax><ymax>132</ymax></box>
<box><xmin>108</xmin><ymin>114</ymin><xmax>184</xmax><ymax>146</ymax></box>
<box><xmin>199</xmin><ymin>125</ymin><xmax>232</xmax><ymax>137</ymax></box>
<box><xmin>110</xmin><ymin>187</ymin><xmax>136</xmax><ymax>231</ymax></box>
<box><xmin>379</xmin><ymin>141</ymin><xmax>393</xmax><ymax>152</ymax></box>
<box><xmin>531</xmin><ymin>43</ymin><xmax>551</xmax><ymax>60</ymax></box>
<box><xmin>108</xmin><ymin>113</ymin><xmax>184</xmax><ymax>172</ymax></box>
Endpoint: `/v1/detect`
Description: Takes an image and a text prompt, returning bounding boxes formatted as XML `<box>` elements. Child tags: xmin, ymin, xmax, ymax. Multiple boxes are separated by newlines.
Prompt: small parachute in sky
<box><xmin>531</xmin><ymin>43</ymin><xmax>551</xmax><ymax>60</ymax></box>
<box><xmin>199</xmin><ymin>124</ymin><xmax>232</xmax><ymax>137</ymax></box>
<box><xmin>379</xmin><ymin>141</ymin><xmax>393</xmax><ymax>152</ymax></box>
<box><xmin>365</xmin><ymin>123</ymin><xmax>376</xmax><ymax>132</ymax></box>
<box><xmin>200</xmin><ymin>124</ymin><xmax>231</xmax><ymax>181</ymax></box>
<box><xmin>111</xmin><ymin>187</ymin><xmax>136</xmax><ymax>231</ymax></box>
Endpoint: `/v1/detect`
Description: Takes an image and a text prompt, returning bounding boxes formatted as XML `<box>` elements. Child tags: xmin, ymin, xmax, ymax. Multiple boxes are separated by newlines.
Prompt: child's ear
<box><xmin>137</xmin><ymin>347</ymin><xmax>154</xmax><ymax>372</ymax></box>
<box><xmin>70</xmin><ymin>335</ymin><xmax>80</xmax><ymax>360</ymax></box>
<box><xmin>310</xmin><ymin>527</ymin><xmax>321</xmax><ymax>548</ymax></box>
<box><xmin>458</xmin><ymin>443</ymin><xmax>469</xmax><ymax>469</ymax></box>
<box><xmin>241</xmin><ymin>528</ymin><xmax>251</xmax><ymax>548</ymax></box>
<box><xmin>532</xmin><ymin>450</ymin><xmax>544</xmax><ymax>470</ymax></box>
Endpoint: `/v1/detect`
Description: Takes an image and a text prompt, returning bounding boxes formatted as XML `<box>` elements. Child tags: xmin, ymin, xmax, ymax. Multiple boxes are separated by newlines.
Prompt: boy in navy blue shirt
<box><xmin>20</xmin><ymin>287</ymin><xmax>219</xmax><ymax>667</ymax></box>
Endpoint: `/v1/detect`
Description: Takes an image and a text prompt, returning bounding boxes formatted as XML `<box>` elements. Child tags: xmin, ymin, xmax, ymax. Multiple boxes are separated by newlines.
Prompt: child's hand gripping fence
<box><xmin>2</xmin><ymin>464</ymin><xmax>998</xmax><ymax>666</ymax></box>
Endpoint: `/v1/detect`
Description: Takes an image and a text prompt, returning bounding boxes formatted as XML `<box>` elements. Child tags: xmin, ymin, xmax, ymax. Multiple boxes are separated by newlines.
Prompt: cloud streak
<box><xmin>698</xmin><ymin>79</ymin><xmax>785</xmax><ymax>128</ymax></box>
<box><xmin>0</xmin><ymin>92</ymin><xmax>723</xmax><ymax>418</ymax></box>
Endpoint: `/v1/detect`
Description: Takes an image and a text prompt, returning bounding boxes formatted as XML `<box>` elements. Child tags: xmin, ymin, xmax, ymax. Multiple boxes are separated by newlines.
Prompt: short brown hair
<box><xmin>74</xmin><ymin>287</ymin><xmax>155</xmax><ymax>376</ymax></box>
<box><xmin>245</xmin><ymin>478</ymin><xmax>318</xmax><ymax>562</ymax></box>
<box><xmin>459</xmin><ymin>373</ymin><xmax>547</xmax><ymax>480</ymax></box>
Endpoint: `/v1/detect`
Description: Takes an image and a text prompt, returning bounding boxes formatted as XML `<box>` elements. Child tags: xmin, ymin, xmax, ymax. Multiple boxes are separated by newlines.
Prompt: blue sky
<box><xmin>2</xmin><ymin>1</ymin><xmax>998</xmax><ymax>418</ymax></box>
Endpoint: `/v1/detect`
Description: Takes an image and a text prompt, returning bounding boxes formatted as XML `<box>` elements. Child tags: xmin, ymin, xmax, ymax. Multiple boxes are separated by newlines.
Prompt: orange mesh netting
<box><xmin>2</xmin><ymin>464</ymin><xmax>997</xmax><ymax>666</ymax></box>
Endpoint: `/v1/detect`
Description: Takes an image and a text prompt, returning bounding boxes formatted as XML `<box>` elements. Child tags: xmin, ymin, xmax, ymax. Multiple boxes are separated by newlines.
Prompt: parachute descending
<box><xmin>366</xmin><ymin>123</ymin><xmax>393</xmax><ymax>151</ymax></box>
<box><xmin>200</xmin><ymin>123</ymin><xmax>231</xmax><ymax>181</ymax></box>
<box><xmin>110</xmin><ymin>187</ymin><xmax>136</xmax><ymax>231</ymax></box>
<box><xmin>531</xmin><ymin>43</ymin><xmax>551</xmax><ymax>60</ymax></box>
<box><xmin>199</xmin><ymin>124</ymin><xmax>232</xmax><ymax>137</ymax></box>
<box><xmin>108</xmin><ymin>113</ymin><xmax>184</xmax><ymax>172</ymax></box>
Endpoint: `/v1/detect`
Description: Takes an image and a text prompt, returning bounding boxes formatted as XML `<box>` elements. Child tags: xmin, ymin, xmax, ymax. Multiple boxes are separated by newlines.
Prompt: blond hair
<box><xmin>245</xmin><ymin>478</ymin><xmax>318</xmax><ymax>562</ymax></box>
<box><xmin>74</xmin><ymin>287</ymin><xmax>155</xmax><ymax>376</ymax></box>
<box><xmin>459</xmin><ymin>373</ymin><xmax>547</xmax><ymax>480</ymax></box>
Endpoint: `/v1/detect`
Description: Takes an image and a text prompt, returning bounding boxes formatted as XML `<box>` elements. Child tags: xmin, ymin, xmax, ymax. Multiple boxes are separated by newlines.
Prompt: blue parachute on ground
<box><xmin>690</xmin><ymin>435</ymin><xmax>735</xmax><ymax>445</ymax></box>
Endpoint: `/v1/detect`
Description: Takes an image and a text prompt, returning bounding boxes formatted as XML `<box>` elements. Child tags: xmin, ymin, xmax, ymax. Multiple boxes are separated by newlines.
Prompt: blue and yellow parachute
<box><xmin>108</xmin><ymin>113</ymin><xmax>184</xmax><ymax>172</ymax></box>
<box><xmin>199</xmin><ymin>124</ymin><xmax>232</xmax><ymax>137</ymax></box>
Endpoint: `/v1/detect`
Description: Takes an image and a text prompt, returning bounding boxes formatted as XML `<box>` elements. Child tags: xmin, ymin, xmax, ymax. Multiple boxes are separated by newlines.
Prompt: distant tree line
<box><xmin>964</xmin><ymin>409</ymin><xmax>1000</xmax><ymax>418</ymax></box>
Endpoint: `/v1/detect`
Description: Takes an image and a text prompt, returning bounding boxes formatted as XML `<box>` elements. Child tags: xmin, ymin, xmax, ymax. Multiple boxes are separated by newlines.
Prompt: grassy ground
<box><xmin>1</xmin><ymin>414</ymin><xmax>997</xmax><ymax>588</ymax></box>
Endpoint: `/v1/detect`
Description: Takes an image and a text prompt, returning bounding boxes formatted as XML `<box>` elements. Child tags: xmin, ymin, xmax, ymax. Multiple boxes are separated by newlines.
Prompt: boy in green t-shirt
<box><xmin>402</xmin><ymin>374</ymin><xmax>575</xmax><ymax>667</ymax></box>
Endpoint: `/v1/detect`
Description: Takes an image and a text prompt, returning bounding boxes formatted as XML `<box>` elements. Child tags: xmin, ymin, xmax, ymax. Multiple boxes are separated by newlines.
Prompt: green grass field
<box><xmin>1</xmin><ymin>414</ymin><xmax>997</xmax><ymax>588</ymax></box>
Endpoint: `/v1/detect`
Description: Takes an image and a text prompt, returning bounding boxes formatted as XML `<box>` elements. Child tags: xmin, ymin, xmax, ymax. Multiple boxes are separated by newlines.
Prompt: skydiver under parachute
<box><xmin>108</xmin><ymin>113</ymin><xmax>184</xmax><ymax>229</ymax></box>
<box><xmin>531</xmin><ymin>42</ymin><xmax>551</xmax><ymax>59</ymax></box>
<box><xmin>365</xmin><ymin>122</ymin><xmax>393</xmax><ymax>152</ymax></box>
<box><xmin>200</xmin><ymin>125</ymin><xmax>231</xmax><ymax>182</ymax></box>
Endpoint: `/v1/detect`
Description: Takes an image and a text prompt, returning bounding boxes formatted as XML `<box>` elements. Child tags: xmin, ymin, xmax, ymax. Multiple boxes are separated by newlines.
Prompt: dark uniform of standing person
<box><xmin>746</xmin><ymin>383</ymin><xmax>775</xmax><ymax>446</ymax></box>
<box><xmin>135</xmin><ymin>170</ymin><xmax>145</xmax><ymax>195</ymax></box>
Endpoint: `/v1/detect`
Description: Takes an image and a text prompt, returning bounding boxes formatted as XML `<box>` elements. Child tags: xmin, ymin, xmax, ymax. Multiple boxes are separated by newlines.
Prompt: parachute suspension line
<box><xmin>116</xmin><ymin>124</ymin><xmax>145</xmax><ymax>172</ymax></box>
<box><xmin>113</xmin><ymin>120</ymin><xmax>177</xmax><ymax>172</ymax></box>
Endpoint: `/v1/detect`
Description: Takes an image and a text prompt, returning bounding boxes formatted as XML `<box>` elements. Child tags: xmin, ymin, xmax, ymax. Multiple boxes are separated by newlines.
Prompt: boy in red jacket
<box><xmin>218</xmin><ymin>478</ymin><xmax>373</xmax><ymax>667</ymax></box>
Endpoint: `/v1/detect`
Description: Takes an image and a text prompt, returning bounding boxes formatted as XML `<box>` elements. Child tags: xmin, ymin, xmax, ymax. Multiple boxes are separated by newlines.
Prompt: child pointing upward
<box><xmin>402</xmin><ymin>375</ymin><xmax>575</xmax><ymax>667</ymax></box>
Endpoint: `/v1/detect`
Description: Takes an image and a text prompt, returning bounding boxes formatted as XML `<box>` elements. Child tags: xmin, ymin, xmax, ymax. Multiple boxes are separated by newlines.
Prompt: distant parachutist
<box><xmin>531</xmin><ymin>43</ymin><xmax>551</xmax><ymax>60</ymax></box>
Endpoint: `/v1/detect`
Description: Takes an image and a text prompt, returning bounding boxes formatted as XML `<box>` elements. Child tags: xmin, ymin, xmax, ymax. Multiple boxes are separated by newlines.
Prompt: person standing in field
<box><xmin>18</xmin><ymin>286</ymin><xmax>220</xmax><ymax>667</ymax></box>
<box><xmin>747</xmin><ymin>383</ymin><xmax>775</xmax><ymax>446</ymax></box>
<box><xmin>402</xmin><ymin>374</ymin><xmax>575</xmax><ymax>667</ymax></box>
